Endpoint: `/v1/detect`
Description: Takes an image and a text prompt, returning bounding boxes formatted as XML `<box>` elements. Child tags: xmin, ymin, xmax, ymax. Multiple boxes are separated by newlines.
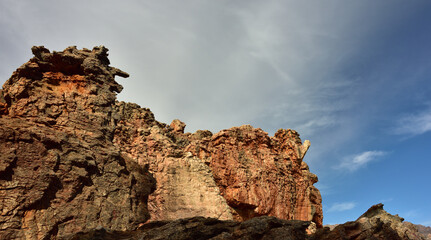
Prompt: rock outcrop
<box><xmin>416</xmin><ymin>225</ymin><xmax>431</xmax><ymax>240</ymax></box>
<box><xmin>0</xmin><ymin>46</ymin><xmax>155</xmax><ymax>239</ymax></box>
<box><xmin>113</xmin><ymin>110</ymin><xmax>322</xmax><ymax>226</ymax></box>
<box><xmin>2</xmin><ymin>46</ymin><xmax>427</xmax><ymax>240</ymax></box>
<box><xmin>0</xmin><ymin>46</ymin><xmax>322</xmax><ymax>239</ymax></box>
<box><xmin>312</xmin><ymin>204</ymin><xmax>426</xmax><ymax>240</ymax></box>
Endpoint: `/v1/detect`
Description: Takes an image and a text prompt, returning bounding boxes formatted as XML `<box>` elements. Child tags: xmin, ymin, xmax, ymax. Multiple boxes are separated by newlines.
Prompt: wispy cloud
<box><xmin>336</xmin><ymin>151</ymin><xmax>387</xmax><ymax>172</ymax></box>
<box><xmin>327</xmin><ymin>202</ymin><xmax>356</xmax><ymax>212</ymax></box>
<box><xmin>393</xmin><ymin>110</ymin><xmax>431</xmax><ymax>137</ymax></box>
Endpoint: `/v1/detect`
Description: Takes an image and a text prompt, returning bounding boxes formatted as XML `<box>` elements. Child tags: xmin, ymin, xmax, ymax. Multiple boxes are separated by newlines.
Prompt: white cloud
<box><xmin>394</xmin><ymin>110</ymin><xmax>431</xmax><ymax>137</ymax></box>
<box><xmin>327</xmin><ymin>202</ymin><xmax>356</xmax><ymax>212</ymax></box>
<box><xmin>336</xmin><ymin>151</ymin><xmax>387</xmax><ymax>172</ymax></box>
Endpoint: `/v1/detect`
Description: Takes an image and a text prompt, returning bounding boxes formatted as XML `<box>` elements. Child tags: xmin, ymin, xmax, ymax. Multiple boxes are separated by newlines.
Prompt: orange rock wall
<box><xmin>114</xmin><ymin>108</ymin><xmax>323</xmax><ymax>227</ymax></box>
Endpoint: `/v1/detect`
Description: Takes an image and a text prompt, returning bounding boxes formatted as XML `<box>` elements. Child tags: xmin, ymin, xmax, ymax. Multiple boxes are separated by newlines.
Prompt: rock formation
<box><xmin>416</xmin><ymin>225</ymin><xmax>431</xmax><ymax>240</ymax></box>
<box><xmin>113</xmin><ymin>109</ymin><xmax>322</xmax><ymax>226</ymax></box>
<box><xmin>312</xmin><ymin>204</ymin><xmax>426</xmax><ymax>240</ymax></box>
<box><xmin>1</xmin><ymin>46</ymin><xmax>428</xmax><ymax>240</ymax></box>
<box><xmin>0</xmin><ymin>46</ymin><xmax>321</xmax><ymax>238</ymax></box>
<box><xmin>0</xmin><ymin>46</ymin><xmax>155</xmax><ymax>239</ymax></box>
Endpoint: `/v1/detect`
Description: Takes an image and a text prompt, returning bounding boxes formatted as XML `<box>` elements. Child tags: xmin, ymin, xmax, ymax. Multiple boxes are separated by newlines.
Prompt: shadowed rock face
<box><xmin>63</xmin><ymin>204</ymin><xmax>428</xmax><ymax>240</ymax></box>
<box><xmin>0</xmin><ymin>46</ymin><xmax>155</xmax><ymax>239</ymax></box>
<box><xmin>64</xmin><ymin>216</ymin><xmax>311</xmax><ymax>240</ymax></box>
<box><xmin>0</xmin><ymin>46</ymin><xmax>322</xmax><ymax>239</ymax></box>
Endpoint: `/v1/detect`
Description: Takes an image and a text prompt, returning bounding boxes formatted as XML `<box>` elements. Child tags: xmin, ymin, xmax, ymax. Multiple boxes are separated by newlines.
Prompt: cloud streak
<box><xmin>327</xmin><ymin>202</ymin><xmax>356</xmax><ymax>212</ymax></box>
<box><xmin>336</xmin><ymin>151</ymin><xmax>387</xmax><ymax>172</ymax></box>
<box><xmin>393</xmin><ymin>110</ymin><xmax>431</xmax><ymax>137</ymax></box>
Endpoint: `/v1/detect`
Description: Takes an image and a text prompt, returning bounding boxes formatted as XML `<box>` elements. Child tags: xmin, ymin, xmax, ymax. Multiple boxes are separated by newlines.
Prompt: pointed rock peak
<box><xmin>358</xmin><ymin>203</ymin><xmax>404</xmax><ymax>222</ymax></box>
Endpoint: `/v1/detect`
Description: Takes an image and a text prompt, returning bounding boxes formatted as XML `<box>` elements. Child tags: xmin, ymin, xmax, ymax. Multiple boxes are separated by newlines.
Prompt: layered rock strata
<box><xmin>0</xmin><ymin>46</ymin><xmax>155</xmax><ymax>239</ymax></box>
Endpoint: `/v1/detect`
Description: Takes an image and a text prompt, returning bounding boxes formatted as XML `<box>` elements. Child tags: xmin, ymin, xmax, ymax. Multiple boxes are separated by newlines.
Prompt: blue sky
<box><xmin>1</xmin><ymin>0</ymin><xmax>430</xmax><ymax>226</ymax></box>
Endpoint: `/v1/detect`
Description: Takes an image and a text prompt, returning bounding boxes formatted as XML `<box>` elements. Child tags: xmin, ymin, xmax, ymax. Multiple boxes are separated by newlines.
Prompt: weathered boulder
<box><xmin>0</xmin><ymin>46</ymin><xmax>155</xmax><ymax>239</ymax></box>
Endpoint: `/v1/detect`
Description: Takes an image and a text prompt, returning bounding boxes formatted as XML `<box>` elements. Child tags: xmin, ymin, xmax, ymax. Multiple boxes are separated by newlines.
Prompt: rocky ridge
<box><xmin>114</xmin><ymin>110</ymin><xmax>322</xmax><ymax>226</ymax></box>
<box><xmin>311</xmin><ymin>204</ymin><xmax>426</xmax><ymax>240</ymax></box>
<box><xmin>416</xmin><ymin>225</ymin><xmax>431</xmax><ymax>240</ymax></box>
<box><xmin>66</xmin><ymin>204</ymin><xmax>427</xmax><ymax>240</ymax></box>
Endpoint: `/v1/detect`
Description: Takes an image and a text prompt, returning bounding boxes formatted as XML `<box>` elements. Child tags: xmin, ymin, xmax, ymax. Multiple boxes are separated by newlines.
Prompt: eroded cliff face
<box><xmin>201</xmin><ymin>126</ymin><xmax>321</xmax><ymax>225</ymax></box>
<box><xmin>0</xmin><ymin>46</ymin><xmax>322</xmax><ymax>239</ymax></box>
<box><xmin>0</xmin><ymin>46</ymin><xmax>155</xmax><ymax>239</ymax></box>
<box><xmin>112</xmin><ymin>94</ymin><xmax>322</xmax><ymax>226</ymax></box>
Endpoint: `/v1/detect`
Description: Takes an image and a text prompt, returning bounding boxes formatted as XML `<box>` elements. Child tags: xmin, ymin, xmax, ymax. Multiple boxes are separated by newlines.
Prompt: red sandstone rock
<box><xmin>0</xmin><ymin>46</ymin><xmax>155</xmax><ymax>239</ymax></box>
<box><xmin>1</xmin><ymin>46</ymin><xmax>323</xmax><ymax>239</ymax></box>
<box><xmin>113</xmin><ymin>103</ymin><xmax>234</xmax><ymax>221</ymax></box>
<box><xmin>205</xmin><ymin>126</ymin><xmax>321</xmax><ymax>225</ymax></box>
<box><xmin>114</xmin><ymin>110</ymin><xmax>323</xmax><ymax>227</ymax></box>
<box><xmin>170</xmin><ymin>119</ymin><xmax>186</xmax><ymax>133</ymax></box>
